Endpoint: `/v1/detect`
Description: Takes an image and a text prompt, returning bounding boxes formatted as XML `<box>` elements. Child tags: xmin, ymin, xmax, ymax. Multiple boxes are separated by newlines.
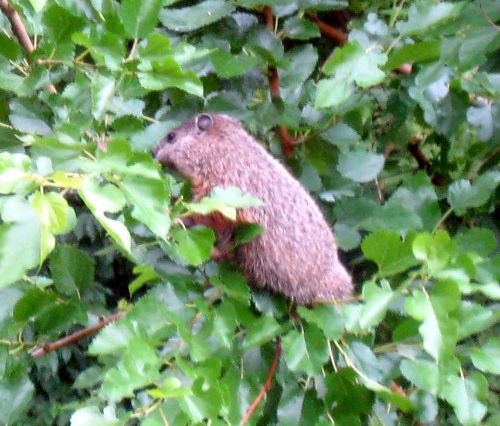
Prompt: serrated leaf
<box><xmin>361</xmin><ymin>230</ymin><xmax>418</xmax><ymax>277</ymax></box>
<box><xmin>102</xmin><ymin>337</ymin><xmax>161</xmax><ymax>401</ymax></box>
<box><xmin>412</xmin><ymin>231</ymin><xmax>456</xmax><ymax>274</ymax></box>
<box><xmin>171</xmin><ymin>226</ymin><xmax>215</xmax><ymax>266</ymax></box>
<box><xmin>119</xmin><ymin>0</ymin><xmax>163</xmax><ymax>38</ymax></box>
<box><xmin>121</xmin><ymin>176</ymin><xmax>171</xmax><ymax>240</ymax></box>
<box><xmin>160</xmin><ymin>0</ymin><xmax>234</xmax><ymax>32</ymax></box>
<box><xmin>470</xmin><ymin>337</ymin><xmax>500</xmax><ymax>374</ymax></box>
<box><xmin>187</xmin><ymin>186</ymin><xmax>263</xmax><ymax>220</ymax></box>
<box><xmin>441</xmin><ymin>373</ymin><xmax>488</xmax><ymax>426</ymax></box>
<box><xmin>359</xmin><ymin>280</ymin><xmax>395</xmax><ymax>330</ymax></box>
<box><xmin>400</xmin><ymin>358</ymin><xmax>439</xmax><ymax>394</ymax></box>
<box><xmin>405</xmin><ymin>288</ymin><xmax>458</xmax><ymax>362</ymax></box>
<box><xmin>298</xmin><ymin>304</ymin><xmax>345</xmax><ymax>340</ymax></box>
<box><xmin>282</xmin><ymin>327</ymin><xmax>328</xmax><ymax>375</ymax></box>
<box><xmin>316</xmin><ymin>41</ymin><xmax>386</xmax><ymax>108</ymax></box>
<box><xmin>49</xmin><ymin>245</ymin><xmax>94</xmax><ymax>295</ymax></box>
<box><xmin>243</xmin><ymin>316</ymin><xmax>282</xmax><ymax>349</ymax></box>
<box><xmin>91</xmin><ymin>75</ymin><xmax>115</xmax><ymax>121</ymax></box>
<box><xmin>337</xmin><ymin>151</ymin><xmax>384</xmax><ymax>183</ymax></box>
<box><xmin>447</xmin><ymin>171</ymin><xmax>500</xmax><ymax>216</ymax></box>
<box><xmin>0</xmin><ymin>198</ymin><xmax>40</xmax><ymax>288</ymax></box>
<box><xmin>385</xmin><ymin>40</ymin><xmax>441</xmax><ymax>70</ymax></box>
<box><xmin>210</xmin><ymin>49</ymin><xmax>259</xmax><ymax>79</ymax></box>
<box><xmin>32</xmin><ymin>191</ymin><xmax>75</xmax><ymax>261</ymax></box>
<box><xmin>0</xmin><ymin>152</ymin><xmax>32</xmax><ymax>194</ymax></box>
<box><xmin>396</xmin><ymin>1</ymin><xmax>464</xmax><ymax>36</ymax></box>
<box><xmin>0</xmin><ymin>375</ymin><xmax>34</xmax><ymax>424</ymax></box>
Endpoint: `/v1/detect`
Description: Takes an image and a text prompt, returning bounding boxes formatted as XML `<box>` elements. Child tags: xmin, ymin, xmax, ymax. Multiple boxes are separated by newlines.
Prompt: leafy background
<box><xmin>0</xmin><ymin>0</ymin><xmax>499</xmax><ymax>425</ymax></box>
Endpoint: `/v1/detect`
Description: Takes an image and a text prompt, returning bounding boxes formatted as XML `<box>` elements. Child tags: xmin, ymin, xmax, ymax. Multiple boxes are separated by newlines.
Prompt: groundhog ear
<box><xmin>196</xmin><ymin>114</ymin><xmax>213</xmax><ymax>131</ymax></box>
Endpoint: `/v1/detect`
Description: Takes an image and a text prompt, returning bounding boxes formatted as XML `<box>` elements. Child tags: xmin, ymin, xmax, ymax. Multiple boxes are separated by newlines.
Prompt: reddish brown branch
<box><xmin>262</xmin><ymin>6</ymin><xmax>296</xmax><ymax>157</ymax></box>
<box><xmin>407</xmin><ymin>137</ymin><xmax>446</xmax><ymax>186</ymax></box>
<box><xmin>0</xmin><ymin>0</ymin><xmax>57</xmax><ymax>93</ymax></box>
<box><xmin>307</xmin><ymin>13</ymin><xmax>347</xmax><ymax>45</ymax></box>
<box><xmin>240</xmin><ymin>337</ymin><xmax>282</xmax><ymax>425</ymax></box>
<box><xmin>407</xmin><ymin>136</ymin><xmax>429</xmax><ymax>171</ymax></box>
<box><xmin>30</xmin><ymin>311</ymin><xmax>125</xmax><ymax>358</ymax></box>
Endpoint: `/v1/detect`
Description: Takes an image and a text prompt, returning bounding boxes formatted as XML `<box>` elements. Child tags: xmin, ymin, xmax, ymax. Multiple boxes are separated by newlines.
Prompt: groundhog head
<box><xmin>153</xmin><ymin>113</ymin><xmax>246</xmax><ymax>181</ymax></box>
<box><xmin>153</xmin><ymin>113</ymin><xmax>216</xmax><ymax>177</ymax></box>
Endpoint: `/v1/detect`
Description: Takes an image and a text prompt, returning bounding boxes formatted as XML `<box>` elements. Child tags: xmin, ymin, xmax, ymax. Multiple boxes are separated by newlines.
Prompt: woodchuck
<box><xmin>153</xmin><ymin>113</ymin><xmax>353</xmax><ymax>304</ymax></box>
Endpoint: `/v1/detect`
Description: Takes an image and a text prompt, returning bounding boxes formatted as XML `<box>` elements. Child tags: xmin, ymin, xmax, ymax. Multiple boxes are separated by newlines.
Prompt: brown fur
<box><xmin>153</xmin><ymin>113</ymin><xmax>353</xmax><ymax>304</ymax></box>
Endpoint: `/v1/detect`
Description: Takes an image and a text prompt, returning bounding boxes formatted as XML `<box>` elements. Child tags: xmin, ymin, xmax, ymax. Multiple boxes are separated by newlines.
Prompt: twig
<box><xmin>479</xmin><ymin>0</ymin><xmax>500</xmax><ymax>31</ymax></box>
<box><xmin>30</xmin><ymin>311</ymin><xmax>125</xmax><ymax>358</ymax></box>
<box><xmin>240</xmin><ymin>337</ymin><xmax>282</xmax><ymax>425</ymax></box>
<box><xmin>0</xmin><ymin>0</ymin><xmax>57</xmax><ymax>93</ymax></box>
<box><xmin>262</xmin><ymin>6</ymin><xmax>296</xmax><ymax>157</ymax></box>
<box><xmin>432</xmin><ymin>207</ymin><xmax>453</xmax><ymax>234</ymax></box>
<box><xmin>306</xmin><ymin>13</ymin><xmax>347</xmax><ymax>45</ymax></box>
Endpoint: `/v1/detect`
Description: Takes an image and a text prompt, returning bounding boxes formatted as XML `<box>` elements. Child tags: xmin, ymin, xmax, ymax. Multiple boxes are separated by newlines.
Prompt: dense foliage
<box><xmin>0</xmin><ymin>0</ymin><xmax>499</xmax><ymax>425</ymax></box>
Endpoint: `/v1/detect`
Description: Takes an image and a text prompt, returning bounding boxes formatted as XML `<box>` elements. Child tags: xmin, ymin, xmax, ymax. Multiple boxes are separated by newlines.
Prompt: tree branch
<box><xmin>240</xmin><ymin>337</ymin><xmax>282</xmax><ymax>425</ymax></box>
<box><xmin>262</xmin><ymin>6</ymin><xmax>296</xmax><ymax>157</ymax></box>
<box><xmin>30</xmin><ymin>311</ymin><xmax>125</xmax><ymax>358</ymax></box>
<box><xmin>407</xmin><ymin>136</ymin><xmax>446</xmax><ymax>186</ymax></box>
<box><xmin>0</xmin><ymin>0</ymin><xmax>57</xmax><ymax>93</ymax></box>
<box><xmin>306</xmin><ymin>13</ymin><xmax>347</xmax><ymax>45</ymax></box>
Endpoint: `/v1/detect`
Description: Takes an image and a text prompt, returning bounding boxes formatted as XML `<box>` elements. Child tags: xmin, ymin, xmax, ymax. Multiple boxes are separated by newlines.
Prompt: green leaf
<box><xmin>282</xmin><ymin>327</ymin><xmax>328</xmax><ymax>375</ymax></box>
<box><xmin>412</xmin><ymin>231</ymin><xmax>456</xmax><ymax>274</ymax></box>
<box><xmin>297</xmin><ymin>304</ymin><xmax>345</xmax><ymax>340</ymax></box>
<box><xmin>243</xmin><ymin>316</ymin><xmax>282</xmax><ymax>349</ymax></box>
<box><xmin>361</xmin><ymin>230</ymin><xmax>418</xmax><ymax>277</ymax></box>
<box><xmin>470</xmin><ymin>337</ymin><xmax>500</xmax><ymax>374</ymax></box>
<box><xmin>0</xmin><ymin>375</ymin><xmax>34</xmax><ymax>424</ymax></box>
<box><xmin>210</xmin><ymin>49</ymin><xmax>259</xmax><ymax>79</ymax></box>
<box><xmin>400</xmin><ymin>358</ymin><xmax>439</xmax><ymax>394</ymax></box>
<box><xmin>359</xmin><ymin>280</ymin><xmax>395</xmax><ymax>330</ymax></box>
<box><xmin>396</xmin><ymin>1</ymin><xmax>464</xmax><ymax>36</ymax></box>
<box><xmin>447</xmin><ymin>171</ymin><xmax>500</xmax><ymax>216</ymax></box>
<box><xmin>79</xmin><ymin>179</ymin><xmax>131</xmax><ymax>254</ymax></box>
<box><xmin>171</xmin><ymin>226</ymin><xmax>215</xmax><ymax>266</ymax></box>
<box><xmin>187</xmin><ymin>186</ymin><xmax>263</xmax><ymax>220</ymax></box>
<box><xmin>91</xmin><ymin>75</ymin><xmax>115</xmax><ymax>121</ymax></box>
<box><xmin>102</xmin><ymin>337</ymin><xmax>161</xmax><ymax>401</ymax></box>
<box><xmin>119</xmin><ymin>0</ymin><xmax>163</xmax><ymax>38</ymax></box>
<box><xmin>385</xmin><ymin>40</ymin><xmax>441</xmax><ymax>70</ymax></box>
<box><xmin>159</xmin><ymin>0</ymin><xmax>234</xmax><ymax>32</ymax></box>
<box><xmin>210</xmin><ymin>264</ymin><xmax>250</xmax><ymax>304</ymax></box>
<box><xmin>70</xmin><ymin>406</ymin><xmax>122</xmax><ymax>426</ymax></box>
<box><xmin>284</xmin><ymin>16</ymin><xmax>320</xmax><ymax>40</ymax></box>
<box><xmin>13</xmin><ymin>287</ymin><xmax>57</xmax><ymax>322</ymax></box>
<box><xmin>0</xmin><ymin>198</ymin><xmax>41</xmax><ymax>288</ymax></box>
<box><xmin>455</xmin><ymin>227</ymin><xmax>497</xmax><ymax>257</ymax></box>
<box><xmin>234</xmin><ymin>223</ymin><xmax>264</xmax><ymax>245</ymax></box>
<box><xmin>0</xmin><ymin>152</ymin><xmax>32</xmax><ymax>194</ymax></box>
<box><xmin>441</xmin><ymin>373</ymin><xmax>488</xmax><ymax>426</ymax></box>
<box><xmin>405</xmin><ymin>287</ymin><xmax>458</xmax><ymax>362</ymax></box>
<box><xmin>334</xmin><ymin>223</ymin><xmax>361</xmax><ymax>251</ymax></box>
<box><xmin>121</xmin><ymin>176</ymin><xmax>171</xmax><ymax>240</ymax></box>
<box><xmin>32</xmin><ymin>191</ymin><xmax>75</xmax><ymax>262</ymax></box>
<box><xmin>337</xmin><ymin>151</ymin><xmax>384</xmax><ymax>183</ymax></box>
<box><xmin>455</xmin><ymin>301</ymin><xmax>499</xmax><ymax>340</ymax></box>
<box><xmin>138</xmin><ymin>66</ymin><xmax>203</xmax><ymax>97</ymax></box>
<box><xmin>79</xmin><ymin>179</ymin><xmax>126</xmax><ymax>214</ymax></box>
<box><xmin>316</xmin><ymin>41</ymin><xmax>387</xmax><ymax>108</ymax></box>
<box><xmin>49</xmin><ymin>245</ymin><xmax>94</xmax><ymax>295</ymax></box>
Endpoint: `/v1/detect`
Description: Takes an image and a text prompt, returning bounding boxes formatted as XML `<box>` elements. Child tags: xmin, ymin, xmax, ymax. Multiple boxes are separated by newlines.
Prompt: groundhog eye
<box><xmin>196</xmin><ymin>114</ymin><xmax>213</xmax><ymax>131</ymax></box>
<box><xmin>166</xmin><ymin>131</ymin><xmax>176</xmax><ymax>143</ymax></box>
